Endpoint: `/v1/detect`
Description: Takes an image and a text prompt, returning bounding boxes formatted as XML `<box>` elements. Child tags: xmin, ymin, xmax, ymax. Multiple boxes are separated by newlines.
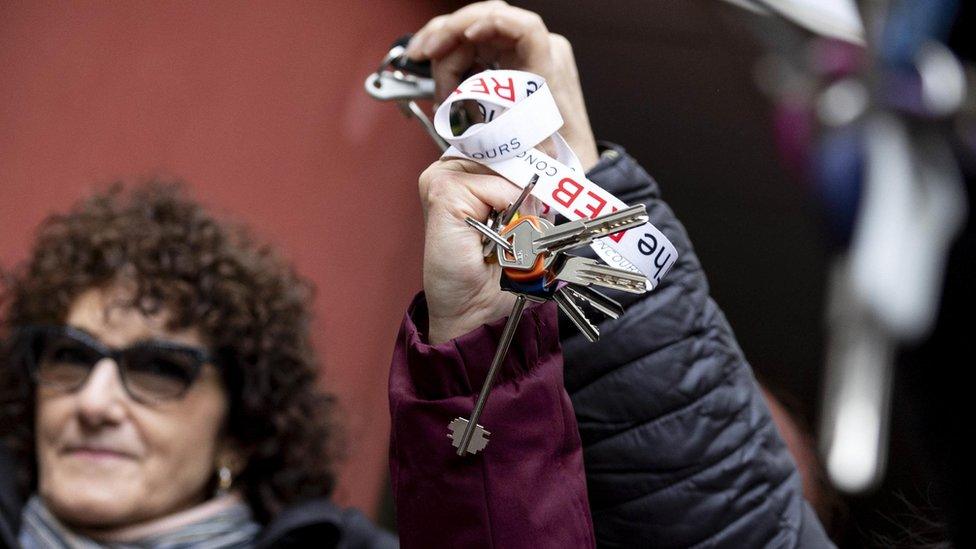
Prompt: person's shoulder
<box><xmin>256</xmin><ymin>497</ymin><xmax>396</xmax><ymax>549</ymax></box>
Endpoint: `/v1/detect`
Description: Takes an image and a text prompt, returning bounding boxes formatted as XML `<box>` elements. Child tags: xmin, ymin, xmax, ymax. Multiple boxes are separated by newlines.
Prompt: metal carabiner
<box><xmin>363</xmin><ymin>37</ymin><xmax>447</xmax><ymax>151</ymax></box>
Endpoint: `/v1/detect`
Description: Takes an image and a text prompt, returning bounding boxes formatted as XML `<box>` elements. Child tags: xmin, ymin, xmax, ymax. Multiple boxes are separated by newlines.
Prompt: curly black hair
<box><xmin>0</xmin><ymin>181</ymin><xmax>336</xmax><ymax>523</ymax></box>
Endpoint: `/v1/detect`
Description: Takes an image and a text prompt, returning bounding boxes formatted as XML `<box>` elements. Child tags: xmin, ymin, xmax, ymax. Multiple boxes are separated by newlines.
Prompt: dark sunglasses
<box><xmin>19</xmin><ymin>325</ymin><xmax>215</xmax><ymax>404</ymax></box>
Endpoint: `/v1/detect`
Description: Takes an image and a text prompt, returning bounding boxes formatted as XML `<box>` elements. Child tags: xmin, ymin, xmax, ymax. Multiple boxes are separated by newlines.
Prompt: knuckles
<box><xmin>526</xmin><ymin>11</ymin><xmax>546</xmax><ymax>32</ymax></box>
<box><xmin>549</xmin><ymin>34</ymin><xmax>576</xmax><ymax>65</ymax></box>
<box><xmin>549</xmin><ymin>33</ymin><xmax>572</xmax><ymax>54</ymax></box>
<box><xmin>418</xmin><ymin>164</ymin><xmax>461</xmax><ymax>209</ymax></box>
<box><xmin>481</xmin><ymin>0</ymin><xmax>509</xmax><ymax>10</ymax></box>
<box><xmin>427</xmin><ymin>14</ymin><xmax>448</xmax><ymax>32</ymax></box>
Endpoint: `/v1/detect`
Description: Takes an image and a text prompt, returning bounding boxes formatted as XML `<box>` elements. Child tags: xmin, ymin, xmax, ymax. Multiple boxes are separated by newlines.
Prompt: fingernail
<box><xmin>406</xmin><ymin>34</ymin><xmax>425</xmax><ymax>58</ymax></box>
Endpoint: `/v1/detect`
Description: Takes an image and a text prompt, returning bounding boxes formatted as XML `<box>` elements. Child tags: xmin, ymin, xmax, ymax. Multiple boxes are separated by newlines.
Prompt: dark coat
<box><xmin>565</xmin><ymin>144</ymin><xmax>833</xmax><ymax>547</ymax></box>
<box><xmin>385</xmin><ymin>144</ymin><xmax>834</xmax><ymax>548</ymax></box>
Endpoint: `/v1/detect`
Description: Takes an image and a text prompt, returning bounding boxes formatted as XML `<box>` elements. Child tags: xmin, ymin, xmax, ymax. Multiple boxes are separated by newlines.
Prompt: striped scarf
<box><xmin>18</xmin><ymin>495</ymin><xmax>260</xmax><ymax>549</ymax></box>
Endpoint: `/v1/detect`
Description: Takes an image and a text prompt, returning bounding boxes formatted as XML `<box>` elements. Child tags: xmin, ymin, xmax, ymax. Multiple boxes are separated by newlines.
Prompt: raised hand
<box><xmin>406</xmin><ymin>1</ymin><xmax>599</xmax><ymax>170</ymax></box>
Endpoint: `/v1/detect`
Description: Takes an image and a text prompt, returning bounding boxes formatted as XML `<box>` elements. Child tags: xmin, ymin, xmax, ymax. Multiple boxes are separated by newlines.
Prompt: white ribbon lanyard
<box><xmin>433</xmin><ymin>70</ymin><xmax>678</xmax><ymax>289</ymax></box>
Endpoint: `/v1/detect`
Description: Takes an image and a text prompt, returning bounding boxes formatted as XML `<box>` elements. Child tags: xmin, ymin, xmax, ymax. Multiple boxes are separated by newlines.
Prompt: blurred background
<box><xmin>2</xmin><ymin>1</ymin><xmax>971</xmax><ymax>547</ymax></box>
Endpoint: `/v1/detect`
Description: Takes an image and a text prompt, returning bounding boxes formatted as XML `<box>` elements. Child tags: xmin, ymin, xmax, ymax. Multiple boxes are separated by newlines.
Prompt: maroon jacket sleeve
<box><xmin>389</xmin><ymin>292</ymin><xmax>595</xmax><ymax>549</ymax></box>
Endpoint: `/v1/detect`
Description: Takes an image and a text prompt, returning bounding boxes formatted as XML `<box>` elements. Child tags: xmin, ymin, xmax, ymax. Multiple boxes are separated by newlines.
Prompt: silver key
<box><xmin>495</xmin><ymin>217</ymin><xmax>555</xmax><ymax>271</ymax></box>
<box><xmin>449</xmin><ymin>293</ymin><xmax>543</xmax><ymax>456</ymax></box>
<box><xmin>563</xmin><ymin>284</ymin><xmax>624</xmax><ymax>319</ymax></box>
<box><xmin>553</xmin><ymin>287</ymin><xmax>599</xmax><ymax>343</ymax></box>
<box><xmin>465</xmin><ymin>217</ymin><xmax>514</xmax><ymax>254</ymax></box>
<box><xmin>467</xmin><ymin>214</ymin><xmax>552</xmax><ymax>270</ymax></box>
<box><xmin>482</xmin><ymin>175</ymin><xmax>539</xmax><ymax>257</ymax></box>
<box><xmin>532</xmin><ymin>204</ymin><xmax>649</xmax><ymax>255</ymax></box>
<box><xmin>551</xmin><ymin>256</ymin><xmax>648</xmax><ymax>294</ymax></box>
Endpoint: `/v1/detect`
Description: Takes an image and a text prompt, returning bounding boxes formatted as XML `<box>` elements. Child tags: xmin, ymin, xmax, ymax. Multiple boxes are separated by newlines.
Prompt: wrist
<box><xmin>397</xmin><ymin>293</ymin><xmax>562</xmax><ymax>402</ymax></box>
<box><xmin>577</xmin><ymin>140</ymin><xmax>600</xmax><ymax>172</ymax></box>
<box><xmin>563</xmin><ymin>128</ymin><xmax>599</xmax><ymax>172</ymax></box>
<box><xmin>428</xmin><ymin>312</ymin><xmax>493</xmax><ymax>345</ymax></box>
<box><xmin>426</xmin><ymin>293</ymin><xmax>514</xmax><ymax>345</ymax></box>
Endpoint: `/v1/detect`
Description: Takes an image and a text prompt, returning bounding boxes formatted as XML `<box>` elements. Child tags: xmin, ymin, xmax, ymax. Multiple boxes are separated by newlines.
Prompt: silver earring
<box><xmin>216</xmin><ymin>466</ymin><xmax>233</xmax><ymax>496</ymax></box>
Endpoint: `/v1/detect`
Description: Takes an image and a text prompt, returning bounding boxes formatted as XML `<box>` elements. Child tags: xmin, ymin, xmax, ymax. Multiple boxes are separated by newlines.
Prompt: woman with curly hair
<box><xmin>0</xmin><ymin>182</ymin><xmax>397</xmax><ymax>547</ymax></box>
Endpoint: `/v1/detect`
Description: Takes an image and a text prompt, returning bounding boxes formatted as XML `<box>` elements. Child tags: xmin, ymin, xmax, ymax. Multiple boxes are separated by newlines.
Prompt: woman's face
<box><xmin>35</xmin><ymin>285</ymin><xmax>232</xmax><ymax>528</ymax></box>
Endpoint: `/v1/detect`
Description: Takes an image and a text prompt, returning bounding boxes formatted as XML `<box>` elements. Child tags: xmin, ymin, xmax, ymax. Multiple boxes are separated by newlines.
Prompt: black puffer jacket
<box><xmin>565</xmin><ymin>143</ymin><xmax>832</xmax><ymax>547</ymax></box>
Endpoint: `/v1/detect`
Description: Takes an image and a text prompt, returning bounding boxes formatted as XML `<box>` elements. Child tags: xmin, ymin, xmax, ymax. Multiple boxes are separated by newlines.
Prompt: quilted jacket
<box><xmin>565</xmin><ymin>143</ymin><xmax>833</xmax><ymax>547</ymax></box>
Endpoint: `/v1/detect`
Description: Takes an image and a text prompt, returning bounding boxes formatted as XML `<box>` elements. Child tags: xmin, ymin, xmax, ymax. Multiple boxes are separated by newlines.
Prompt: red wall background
<box><xmin>0</xmin><ymin>1</ymin><xmax>445</xmax><ymax>517</ymax></box>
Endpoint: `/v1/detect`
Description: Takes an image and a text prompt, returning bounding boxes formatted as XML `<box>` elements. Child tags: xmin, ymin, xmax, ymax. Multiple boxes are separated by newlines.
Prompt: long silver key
<box><xmin>533</xmin><ymin>204</ymin><xmax>649</xmax><ymax>255</ymax></box>
<box><xmin>551</xmin><ymin>256</ymin><xmax>648</xmax><ymax>294</ymax></box>
<box><xmin>553</xmin><ymin>287</ymin><xmax>599</xmax><ymax>342</ymax></box>
<box><xmin>482</xmin><ymin>175</ymin><xmax>539</xmax><ymax>257</ymax></box>
<box><xmin>449</xmin><ymin>293</ymin><xmax>539</xmax><ymax>456</ymax></box>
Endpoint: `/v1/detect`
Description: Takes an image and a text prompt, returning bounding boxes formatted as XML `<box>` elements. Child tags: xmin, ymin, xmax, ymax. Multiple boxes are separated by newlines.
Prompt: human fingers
<box><xmin>454</xmin><ymin>6</ymin><xmax>551</xmax><ymax>69</ymax></box>
<box><xmin>405</xmin><ymin>13</ymin><xmax>449</xmax><ymax>60</ymax></box>
<box><xmin>407</xmin><ymin>1</ymin><xmax>549</xmax><ymax>65</ymax></box>
<box><xmin>432</xmin><ymin>41</ymin><xmax>476</xmax><ymax>102</ymax></box>
<box><xmin>405</xmin><ymin>1</ymin><xmax>507</xmax><ymax>60</ymax></box>
<box><xmin>429</xmin><ymin>7</ymin><xmax>551</xmax><ymax>102</ymax></box>
<box><xmin>418</xmin><ymin>159</ymin><xmax>522</xmax><ymax>220</ymax></box>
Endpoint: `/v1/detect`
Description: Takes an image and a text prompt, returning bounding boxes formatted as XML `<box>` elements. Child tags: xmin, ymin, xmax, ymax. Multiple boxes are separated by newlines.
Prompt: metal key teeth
<box><xmin>551</xmin><ymin>256</ymin><xmax>649</xmax><ymax>294</ymax></box>
<box><xmin>600</xmin><ymin>215</ymin><xmax>646</xmax><ymax>233</ymax></box>
<box><xmin>584</xmin><ymin>210</ymin><xmax>647</xmax><ymax>233</ymax></box>
<box><xmin>533</xmin><ymin>204</ymin><xmax>649</xmax><ymax>254</ymax></box>
<box><xmin>591</xmin><ymin>273</ymin><xmax>646</xmax><ymax>293</ymax></box>
<box><xmin>564</xmin><ymin>284</ymin><xmax>624</xmax><ymax>319</ymax></box>
<box><xmin>553</xmin><ymin>287</ymin><xmax>599</xmax><ymax>343</ymax></box>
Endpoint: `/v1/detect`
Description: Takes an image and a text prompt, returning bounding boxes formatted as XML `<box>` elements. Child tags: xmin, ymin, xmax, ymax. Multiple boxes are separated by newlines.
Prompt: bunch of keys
<box><xmin>364</xmin><ymin>38</ymin><xmax>656</xmax><ymax>456</ymax></box>
<box><xmin>449</xmin><ymin>177</ymin><xmax>652</xmax><ymax>455</ymax></box>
